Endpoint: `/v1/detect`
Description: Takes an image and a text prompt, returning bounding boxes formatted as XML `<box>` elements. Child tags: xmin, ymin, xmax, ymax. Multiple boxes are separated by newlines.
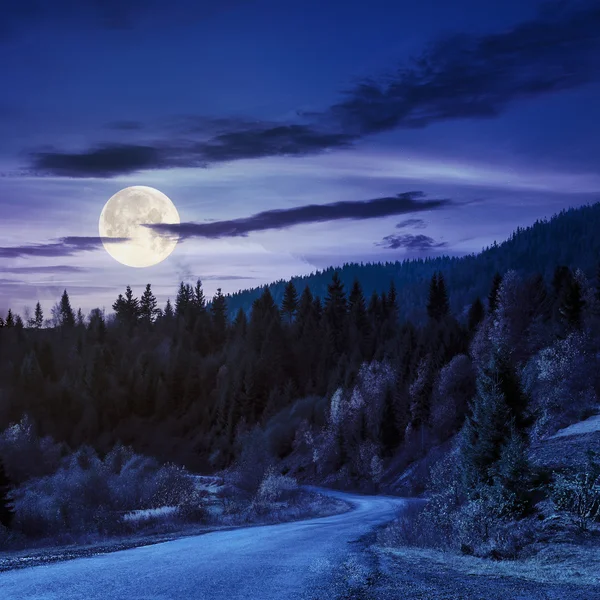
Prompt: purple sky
<box><xmin>1</xmin><ymin>0</ymin><xmax>600</xmax><ymax>317</ymax></box>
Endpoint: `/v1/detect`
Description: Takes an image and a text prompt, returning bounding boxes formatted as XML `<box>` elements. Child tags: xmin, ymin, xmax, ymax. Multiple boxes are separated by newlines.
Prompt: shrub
<box><xmin>551</xmin><ymin>451</ymin><xmax>600</xmax><ymax>532</ymax></box>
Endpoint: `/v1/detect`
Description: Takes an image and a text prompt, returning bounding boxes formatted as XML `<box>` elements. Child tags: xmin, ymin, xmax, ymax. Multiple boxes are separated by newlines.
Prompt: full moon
<box><xmin>99</xmin><ymin>186</ymin><xmax>180</xmax><ymax>268</ymax></box>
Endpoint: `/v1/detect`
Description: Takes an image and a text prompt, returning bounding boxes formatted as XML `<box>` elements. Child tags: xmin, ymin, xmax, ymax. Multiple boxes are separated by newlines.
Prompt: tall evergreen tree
<box><xmin>5</xmin><ymin>309</ymin><xmax>14</xmax><ymax>327</ymax></box>
<box><xmin>324</xmin><ymin>272</ymin><xmax>347</xmax><ymax>356</ymax></box>
<box><xmin>558</xmin><ymin>276</ymin><xmax>586</xmax><ymax>329</ymax></box>
<box><xmin>34</xmin><ymin>302</ymin><xmax>44</xmax><ymax>329</ymax></box>
<box><xmin>467</xmin><ymin>297</ymin><xmax>485</xmax><ymax>332</ymax></box>
<box><xmin>193</xmin><ymin>279</ymin><xmax>207</xmax><ymax>313</ymax></box>
<box><xmin>140</xmin><ymin>283</ymin><xmax>159</xmax><ymax>324</ymax></box>
<box><xmin>163</xmin><ymin>298</ymin><xmax>174</xmax><ymax>320</ymax></box>
<box><xmin>488</xmin><ymin>272</ymin><xmax>503</xmax><ymax>314</ymax></box>
<box><xmin>211</xmin><ymin>288</ymin><xmax>228</xmax><ymax>347</ymax></box>
<box><xmin>426</xmin><ymin>272</ymin><xmax>449</xmax><ymax>321</ymax></box>
<box><xmin>296</xmin><ymin>286</ymin><xmax>314</xmax><ymax>336</ymax></box>
<box><xmin>59</xmin><ymin>290</ymin><xmax>75</xmax><ymax>328</ymax></box>
<box><xmin>0</xmin><ymin>458</ymin><xmax>14</xmax><ymax>528</ymax></box>
<box><xmin>460</xmin><ymin>354</ymin><xmax>511</xmax><ymax>493</ymax></box>
<box><xmin>281</xmin><ymin>280</ymin><xmax>299</xmax><ymax>324</ymax></box>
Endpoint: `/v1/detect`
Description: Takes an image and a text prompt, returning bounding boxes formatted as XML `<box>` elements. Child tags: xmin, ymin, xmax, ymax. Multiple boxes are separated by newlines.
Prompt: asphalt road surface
<box><xmin>0</xmin><ymin>489</ymin><xmax>406</xmax><ymax>600</ymax></box>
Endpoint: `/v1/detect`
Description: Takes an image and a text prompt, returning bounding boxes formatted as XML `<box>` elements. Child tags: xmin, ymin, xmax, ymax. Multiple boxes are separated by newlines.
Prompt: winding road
<box><xmin>0</xmin><ymin>489</ymin><xmax>406</xmax><ymax>600</ymax></box>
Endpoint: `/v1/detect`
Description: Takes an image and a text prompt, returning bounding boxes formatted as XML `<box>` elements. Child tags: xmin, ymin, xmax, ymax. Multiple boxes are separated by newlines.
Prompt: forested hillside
<box><xmin>0</xmin><ymin>202</ymin><xmax>599</xmax><ymax>555</ymax></box>
<box><xmin>226</xmin><ymin>202</ymin><xmax>600</xmax><ymax>323</ymax></box>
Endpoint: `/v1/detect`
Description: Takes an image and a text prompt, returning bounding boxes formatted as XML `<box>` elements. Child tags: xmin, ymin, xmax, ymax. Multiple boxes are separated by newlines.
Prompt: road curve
<box><xmin>0</xmin><ymin>488</ymin><xmax>406</xmax><ymax>600</ymax></box>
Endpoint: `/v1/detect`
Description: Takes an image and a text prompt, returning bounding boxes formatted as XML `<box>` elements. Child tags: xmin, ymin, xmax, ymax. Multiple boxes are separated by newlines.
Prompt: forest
<box><xmin>0</xmin><ymin>203</ymin><xmax>600</xmax><ymax>559</ymax></box>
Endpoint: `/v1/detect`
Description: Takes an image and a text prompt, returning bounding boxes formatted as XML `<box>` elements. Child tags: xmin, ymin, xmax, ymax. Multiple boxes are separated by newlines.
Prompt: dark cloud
<box><xmin>29</xmin><ymin>125</ymin><xmax>355</xmax><ymax>177</ymax></box>
<box><xmin>327</xmin><ymin>1</ymin><xmax>600</xmax><ymax>135</ymax></box>
<box><xmin>147</xmin><ymin>191</ymin><xmax>451</xmax><ymax>239</ymax></box>
<box><xmin>21</xmin><ymin>1</ymin><xmax>600</xmax><ymax>177</ymax></box>
<box><xmin>30</xmin><ymin>145</ymin><xmax>168</xmax><ymax>178</ymax></box>
<box><xmin>395</xmin><ymin>218</ymin><xmax>427</xmax><ymax>229</ymax></box>
<box><xmin>376</xmin><ymin>233</ymin><xmax>448</xmax><ymax>251</ymax></box>
<box><xmin>0</xmin><ymin>237</ymin><xmax>128</xmax><ymax>258</ymax></box>
<box><xmin>0</xmin><ymin>265</ymin><xmax>87</xmax><ymax>274</ymax></box>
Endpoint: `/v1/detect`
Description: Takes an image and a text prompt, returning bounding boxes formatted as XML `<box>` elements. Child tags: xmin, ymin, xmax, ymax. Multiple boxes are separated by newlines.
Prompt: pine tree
<box><xmin>5</xmin><ymin>309</ymin><xmax>14</xmax><ymax>327</ymax></box>
<box><xmin>281</xmin><ymin>280</ymin><xmax>299</xmax><ymax>324</ymax></box>
<box><xmin>460</xmin><ymin>353</ymin><xmax>511</xmax><ymax>494</ymax></box>
<box><xmin>175</xmin><ymin>282</ymin><xmax>193</xmax><ymax>318</ymax></box>
<box><xmin>488</xmin><ymin>272</ymin><xmax>503</xmax><ymax>313</ymax></box>
<box><xmin>436</xmin><ymin>273</ymin><xmax>450</xmax><ymax>319</ymax></box>
<box><xmin>76</xmin><ymin>308</ymin><xmax>85</xmax><ymax>327</ymax></box>
<box><xmin>324</xmin><ymin>272</ymin><xmax>347</xmax><ymax>356</ymax></box>
<box><xmin>140</xmin><ymin>283</ymin><xmax>159</xmax><ymax>324</ymax></box>
<box><xmin>163</xmin><ymin>298</ymin><xmax>174</xmax><ymax>320</ymax></box>
<box><xmin>0</xmin><ymin>458</ymin><xmax>15</xmax><ymax>528</ymax></box>
<box><xmin>296</xmin><ymin>286</ymin><xmax>314</xmax><ymax>336</ymax></box>
<box><xmin>211</xmin><ymin>288</ymin><xmax>228</xmax><ymax>347</ymax></box>
<box><xmin>426</xmin><ymin>272</ymin><xmax>449</xmax><ymax>321</ymax></box>
<box><xmin>59</xmin><ymin>290</ymin><xmax>75</xmax><ymax>327</ymax></box>
<box><xmin>193</xmin><ymin>279</ymin><xmax>207</xmax><ymax>313</ymax></box>
<box><xmin>387</xmin><ymin>280</ymin><xmax>399</xmax><ymax>323</ymax></box>
<box><xmin>381</xmin><ymin>384</ymin><xmax>401</xmax><ymax>456</ymax></box>
<box><xmin>348</xmin><ymin>279</ymin><xmax>369</xmax><ymax>333</ymax></box>
<box><xmin>558</xmin><ymin>276</ymin><xmax>586</xmax><ymax>329</ymax></box>
<box><xmin>34</xmin><ymin>302</ymin><xmax>44</xmax><ymax>329</ymax></box>
<box><xmin>15</xmin><ymin>315</ymin><xmax>24</xmax><ymax>329</ymax></box>
<box><xmin>467</xmin><ymin>297</ymin><xmax>485</xmax><ymax>332</ymax></box>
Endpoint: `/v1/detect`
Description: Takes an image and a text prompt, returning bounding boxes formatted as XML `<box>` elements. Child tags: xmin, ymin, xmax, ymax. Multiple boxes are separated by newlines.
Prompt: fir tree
<box><xmin>33</xmin><ymin>302</ymin><xmax>43</xmax><ymax>329</ymax></box>
<box><xmin>5</xmin><ymin>309</ymin><xmax>14</xmax><ymax>327</ymax></box>
<box><xmin>426</xmin><ymin>272</ymin><xmax>450</xmax><ymax>321</ymax></box>
<box><xmin>558</xmin><ymin>276</ymin><xmax>586</xmax><ymax>329</ymax></box>
<box><xmin>488</xmin><ymin>272</ymin><xmax>503</xmax><ymax>313</ymax></box>
<box><xmin>163</xmin><ymin>298</ymin><xmax>174</xmax><ymax>320</ymax></box>
<box><xmin>59</xmin><ymin>290</ymin><xmax>76</xmax><ymax>327</ymax></box>
<box><xmin>324</xmin><ymin>272</ymin><xmax>347</xmax><ymax>356</ymax></box>
<box><xmin>281</xmin><ymin>280</ymin><xmax>299</xmax><ymax>324</ymax></box>
<box><xmin>15</xmin><ymin>315</ymin><xmax>24</xmax><ymax>329</ymax></box>
<box><xmin>467</xmin><ymin>297</ymin><xmax>485</xmax><ymax>332</ymax></box>
<box><xmin>76</xmin><ymin>308</ymin><xmax>85</xmax><ymax>327</ymax></box>
<box><xmin>0</xmin><ymin>458</ymin><xmax>14</xmax><ymax>528</ymax></box>
<box><xmin>193</xmin><ymin>279</ymin><xmax>207</xmax><ymax>313</ymax></box>
<box><xmin>460</xmin><ymin>353</ymin><xmax>511</xmax><ymax>494</ymax></box>
<box><xmin>348</xmin><ymin>279</ymin><xmax>369</xmax><ymax>333</ymax></box>
<box><xmin>296</xmin><ymin>286</ymin><xmax>314</xmax><ymax>336</ymax></box>
<box><xmin>211</xmin><ymin>288</ymin><xmax>228</xmax><ymax>347</ymax></box>
<box><xmin>140</xmin><ymin>283</ymin><xmax>159</xmax><ymax>324</ymax></box>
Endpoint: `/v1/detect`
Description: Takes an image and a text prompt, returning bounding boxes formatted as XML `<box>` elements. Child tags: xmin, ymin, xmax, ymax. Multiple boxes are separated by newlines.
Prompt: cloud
<box><xmin>0</xmin><ymin>237</ymin><xmax>127</xmax><ymax>258</ymax></box>
<box><xmin>147</xmin><ymin>191</ymin><xmax>451</xmax><ymax>239</ymax></box>
<box><xmin>29</xmin><ymin>125</ymin><xmax>356</xmax><ymax>177</ymax></box>
<box><xmin>20</xmin><ymin>1</ymin><xmax>600</xmax><ymax>178</ymax></box>
<box><xmin>376</xmin><ymin>233</ymin><xmax>448</xmax><ymax>251</ymax></box>
<box><xmin>0</xmin><ymin>265</ymin><xmax>87</xmax><ymax>274</ymax></box>
<box><xmin>395</xmin><ymin>218</ymin><xmax>427</xmax><ymax>229</ymax></box>
<box><xmin>326</xmin><ymin>1</ymin><xmax>600</xmax><ymax>134</ymax></box>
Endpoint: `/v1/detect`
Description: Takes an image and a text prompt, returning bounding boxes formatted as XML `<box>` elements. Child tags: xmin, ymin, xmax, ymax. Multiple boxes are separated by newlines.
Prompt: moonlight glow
<box><xmin>99</xmin><ymin>186</ymin><xmax>180</xmax><ymax>268</ymax></box>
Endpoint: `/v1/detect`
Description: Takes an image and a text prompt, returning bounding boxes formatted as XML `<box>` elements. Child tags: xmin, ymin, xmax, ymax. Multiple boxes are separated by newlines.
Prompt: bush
<box><xmin>551</xmin><ymin>451</ymin><xmax>600</xmax><ymax>532</ymax></box>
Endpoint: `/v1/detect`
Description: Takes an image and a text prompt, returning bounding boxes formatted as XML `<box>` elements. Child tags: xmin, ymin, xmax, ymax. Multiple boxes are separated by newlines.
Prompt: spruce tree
<box><xmin>460</xmin><ymin>353</ymin><xmax>511</xmax><ymax>494</ymax></box>
<box><xmin>281</xmin><ymin>280</ymin><xmax>299</xmax><ymax>324</ymax></box>
<box><xmin>59</xmin><ymin>290</ymin><xmax>75</xmax><ymax>327</ymax></box>
<box><xmin>193</xmin><ymin>279</ymin><xmax>207</xmax><ymax>313</ymax></box>
<box><xmin>348</xmin><ymin>279</ymin><xmax>368</xmax><ymax>333</ymax></box>
<box><xmin>211</xmin><ymin>288</ymin><xmax>228</xmax><ymax>347</ymax></box>
<box><xmin>140</xmin><ymin>283</ymin><xmax>159</xmax><ymax>324</ymax></box>
<box><xmin>5</xmin><ymin>309</ymin><xmax>14</xmax><ymax>327</ymax></box>
<box><xmin>558</xmin><ymin>276</ymin><xmax>586</xmax><ymax>329</ymax></box>
<box><xmin>163</xmin><ymin>298</ymin><xmax>174</xmax><ymax>320</ymax></box>
<box><xmin>34</xmin><ymin>302</ymin><xmax>44</xmax><ymax>329</ymax></box>
<box><xmin>296</xmin><ymin>286</ymin><xmax>314</xmax><ymax>336</ymax></box>
<box><xmin>467</xmin><ymin>297</ymin><xmax>485</xmax><ymax>332</ymax></box>
<box><xmin>0</xmin><ymin>458</ymin><xmax>14</xmax><ymax>528</ymax></box>
<box><xmin>324</xmin><ymin>272</ymin><xmax>347</xmax><ymax>356</ymax></box>
<box><xmin>436</xmin><ymin>273</ymin><xmax>450</xmax><ymax>319</ymax></box>
<box><xmin>488</xmin><ymin>272</ymin><xmax>503</xmax><ymax>314</ymax></box>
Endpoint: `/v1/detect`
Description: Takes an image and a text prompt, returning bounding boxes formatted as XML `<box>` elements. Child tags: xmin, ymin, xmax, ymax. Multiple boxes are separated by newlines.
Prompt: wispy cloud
<box><xmin>0</xmin><ymin>265</ymin><xmax>87</xmax><ymax>274</ymax></box>
<box><xmin>147</xmin><ymin>191</ymin><xmax>451</xmax><ymax>239</ymax></box>
<box><xmin>376</xmin><ymin>233</ymin><xmax>448</xmax><ymax>251</ymax></box>
<box><xmin>0</xmin><ymin>237</ymin><xmax>128</xmax><ymax>258</ymax></box>
<box><xmin>395</xmin><ymin>218</ymin><xmax>427</xmax><ymax>229</ymax></box>
<box><xmin>21</xmin><ymin>1</ymin><xmax>600</xmax><ymax>178</ymax></box>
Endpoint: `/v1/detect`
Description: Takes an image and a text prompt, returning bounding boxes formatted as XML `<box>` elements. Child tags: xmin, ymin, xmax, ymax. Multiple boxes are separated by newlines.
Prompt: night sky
<box><xmin>2</xmin><ymin>0</ymin><xmax>600</xmax><ymax>316</ymax></box>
